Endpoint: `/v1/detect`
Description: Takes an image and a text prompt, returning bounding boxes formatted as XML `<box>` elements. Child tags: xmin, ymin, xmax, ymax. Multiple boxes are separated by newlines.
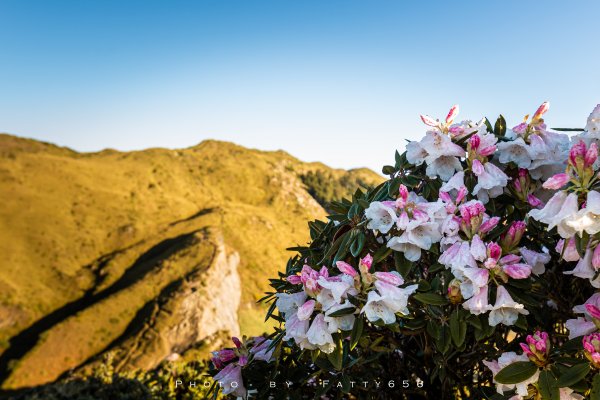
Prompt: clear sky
<box><xmin>1</xmin><ymin>1</ymin><xmax>599</xmax><ymax>173</ymax></box>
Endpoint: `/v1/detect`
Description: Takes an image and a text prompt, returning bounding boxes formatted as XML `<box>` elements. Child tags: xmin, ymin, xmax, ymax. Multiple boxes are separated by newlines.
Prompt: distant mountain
<box><xmin>0</xmin><ymin>134</ymin><xmax>383</xmax><ymax>389</ymax></box>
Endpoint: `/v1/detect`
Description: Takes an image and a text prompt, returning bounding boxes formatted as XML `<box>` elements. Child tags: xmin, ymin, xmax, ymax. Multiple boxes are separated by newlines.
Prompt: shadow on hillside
<box><xmin>2</xmin><ymin>376</ymin><xmax>155</xmax><ymax>400</ymax></box>
<box><xmin>0</xmin><ymin>228</ymin><xmax>207</xmax><ymax>387</ymax></box>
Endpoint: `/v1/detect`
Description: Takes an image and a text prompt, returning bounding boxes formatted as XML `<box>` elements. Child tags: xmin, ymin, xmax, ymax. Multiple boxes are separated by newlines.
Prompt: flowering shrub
<box><xmin>209</xmin><ymin>103</ymin><xmax>600</xmax><ymax>399</ymax></box>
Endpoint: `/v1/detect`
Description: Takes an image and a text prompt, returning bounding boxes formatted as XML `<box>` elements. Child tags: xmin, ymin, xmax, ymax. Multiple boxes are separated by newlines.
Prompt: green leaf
<box><xmin>494</xmin><ymin>361</ymin><xmax>538</xmax><ymax>385</ymax></box>
<box><xmin>590</xmin><ymin>373</ymin><xmax>600</xmax><ymax>400</ymax></box>
<box><xmin>373</xmin><ymin>246</ymin><xmax>392</xmax><ymax>263</ymax></box>
<box><xmin>494</xmin><ymin>114</ymin><xmax>506</xmax><ymax>137</ymax></box>
<box><xmin>413</xmin><ymin>292</ymin><xmax>449</xmax><ymax>306</ymax></box>
<box><xmin>538</xmin><ymin>370</ymin><xmax>560</xmax><ymax>400</ymax></box>
<box><xmin>326</xmin><ymin>335</ymin><xmax>344</xmax><ymax>370</ymax></box>
<box><xmin>484</xmin><ymin>117</ymin><xmax>494</xmax><ymax>133</ymax></box>
<box><xmin>426</xmin><ymin>320</ymin><xmax>441</xmax><ymax>340</ymax></box>
<box><xmin>437</xmin><ymin>325</ymin><xmax>451</xmax><ymax>355</ymax></box>
<box><xmin>350</xmin><ymin>232</ymin><xmax>366</xmax><ymax>257</ymax></box>
<box><xmin>382</xmin><ymin>165</ymin><xmax>396</xmax><ymax>175</ymax></box>
<box><xmin>350</xmin><ymin>317</ymin><xmax>364</xmax><ymax>350</ymax></box>
<box><xmin>450</xmin><ymin>311</ymin><xmax>467</xmax><ymax>348</ymax></box>
<box><xmin>557</xmin><ymin>362</ymin><xmax>590</xmax><ymax>388</ymax></box>
<box><xmin>327</xmin><ymin>306</ymin><xmax>356</xmax><ymax>317</ymax></box>
<box><xmin>394</xmin><ymin>251</ymin><xmax>413</xmax><ymax>277</ymax></box>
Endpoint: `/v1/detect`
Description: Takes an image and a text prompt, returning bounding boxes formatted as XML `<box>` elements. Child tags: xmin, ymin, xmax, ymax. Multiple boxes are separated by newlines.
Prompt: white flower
<box><xmin>459</xmin><ymin>267</ymin><xmax>489</xmax><ymax>300</ymax></box>
<box><xmin>276</xmin><ymin>291</ymin><xmax>307</xmax><ymax>317</ymax></box>
<box><xmin>585</xmin><ymin>104</ymin><xmax>600</xmax><ymax>136</ymax></box>
<box><xmin>472</xmin><ymin>161</ymin><xmax>508</xmax><ymax>204</ymax></box>
<box><xmin>407</xmin><ymin>131</ymin><xmax>465</xmax><ymax>181</ymax></box>
<box><xmin>488</xmin><ymin>286</ymin><xmax>529</xmax><ymax>327</ymax></box>
<box><xmin>563</xmin><ymin>247</ymin><xmax>600</xmax><ymax>288</ymax></box>
<box><xmin>496</xmin><ymin>137</ymin><xmax>534</xmax><ymax>168</ymax></box>
<box><xmin>483</xmin><ymin>352</ymin><xmax>539</xmax><ymax>397</ymax></box>
<box><xmin>361</xmin><ymin>283</ymin><xmax>418</xmax><ymax>324</ymax></box>
<box><xmin>316</xmin><ymin>288</ymin><xmax>338</xmax><ymax>312</ymax></box>
<box><xmin>440</xmin><ymin>171</ymin><xmax>465</xmax><ymax>196</ymax></box>
<box><xmin>374</xmin><ymin>281</ymin><xmax>419</xmax><ymax>316</ymax></box>
<box><xmin>387</xmin><ymin>221</ymin><xmax>442</xmax><ymax>261</ymax></box>
<box><xmin>462</xmin><ymin>285</ymin><xmax>489</xmax><ymax>315</ymax></box>
<box><xmin>519</xmin><ymin>248</ymin><xmax>551</xmax><ymax>275</ymax></box>
<box><xmin>426</xmin><ymin>156</ymin><xmax>463</xmax><ymax>181</ymax></box>
<box><xmin>324</xmin><ymin>300</ymin><xmax>356</xmax><ymax>333</ymax></box>
<box><xmin>565</xmin><ymin>191</ymin><xmax>600</xmax><ymax>236</ymax></box>
<box><xmin>528</xmin><ymin>192</ymin><xmax>579</xmax><ymax>238</ymax></box>
<box><xmin>365</xmin><ymin>201</ymin><xmax>397</xmax><ymax>234</ymax></box>
<box><xmin>283</xmin><ymin>313</ymin><xmax>310</xmax><ymax>344</ymax></box>
<box><xmin>306</xmin><ymin>313</ymin><xmax>335</xmax><ymax>353</ymax></box>
<box><xmin>565</xmin><ymin>317</ymin><xmax>597</xmax><ymax>339</ymax></box>
<box><xmin>361</xmin><ymin>290</ymin><xmax>398</xmax><ymax>324</ymax></box>
<box><xmin>317</xmin><ymin>274</ymin><xmax>358</xmax><ymax>304</ymax></box>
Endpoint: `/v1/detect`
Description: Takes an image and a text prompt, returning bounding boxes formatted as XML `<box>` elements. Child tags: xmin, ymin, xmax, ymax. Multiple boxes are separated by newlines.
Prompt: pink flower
<box><xmin>556</xmin><ymin>238</ymin><xmax>581</xmax><ymax>262</ymax></box>
<box><xmin>527</xmin><ymin>194</ymin><xmax>543</xmax><ymax>208</ymax></box>
<box><xmin>542</xmin><ymin>173</ymin><xmax>570</xmax><ymax>190</ymax></box>
<box><xmin>586</xmin><ymin>304</ymin><xmax>600</xmax><ymax>320</ymax></box>
<box><xmin>213</xmin><ymin>363</ymin><xmax>246</xmax><ymax>397</ymax></box>
<box><xmin>287</xmin><ymin>275</ymin><xmax>302</xmax><ymax>285</ymax></box>
<box><xmin>583</xmin><ymin>333</ymin><xmax>600</xmax><ymax>369</ymax></box>
<box><xmin>520</xmin><ymin>331</ymin><xmax>550</xmax><ymax>366</ymax></box>
<box><xmin>374</xmin><ymin>271</ymin><xmax>404</xmax><ymax>286</ymax></box>
<box><xmin>250</xmin><ymin>337</ymin><xmax>275</xmax><ymax>362</ymax></box>
<box><xmin>336</xmin><ymin>261</ymin><xmax>358</xmax><ymax>277</ymax></box>
<box><xmin>480</xmin><ymin>216</ymin><xmax>500</xmax><ymax>234</ymax></box>
<box><xmin>232</xmin><ymin>337</ymin><xmax>242</xmax><ymax>349</ymax></box>
<box><xmin>503</xmin><ymin>263</ymin><xmax>532</xmax><ymax>279</ymax></box>
<box><xmin>472</xmin><ymin>159</ymin><xmax>485</xmax><ymax>175</ymax></box>
<box><xmin>446</xmin><ymin>104</ymin><xmax>459</xmax><ymax>125</ymax></box>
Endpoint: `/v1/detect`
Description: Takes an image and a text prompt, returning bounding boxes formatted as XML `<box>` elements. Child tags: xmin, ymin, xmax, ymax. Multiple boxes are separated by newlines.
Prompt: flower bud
<box><xmin>447</xmin><ymin>279</ymin><xmax>463</xmax><ymax>304</ymax></box>
<box><xmin>456</xmin><ymin>187</ymin><xmax>467</xmax><ymax>204</ymax></box>
<box><xmin>446</xmin><ymin>104</ymin><xmax>459</xmax><ymax>125</ymax></box>
<box><xmin>532</xmin><ymin>101</ymin><xmax>549</xmax><ymax>122</ymax></box>
<box><xmin>569</xmin><ymin>141</ymin><xmax>587</xmax><ymax>168</ymax></box>
<box><xmin>374</xmin><ymin>271</ymin><xmax>404</xmax><ymax>286</ymax></box>
<box><xmin>586</xmin><ymin>304</ymin><xmax>600</xmax><ymax>320</ymax></box>
<box><xmin>501</xmin><ymin>221</ymin><xmax>527</xmax><ymax>251</ymax></box>
<box><xmin>520</xmin><ymin>331</ymin><xmax>550</xmax><ymax>367</ymax></box>
<box><xmin>359</xmin><ymin>254</ymin><xmax>373</xmax><ymax>271</ymax></box>
<box><xmin>542</xmin><ymin>173</ymin><xmax>570</xmax><ymax>190</ymax></box>
<box><xmin>420</xmin><ymin>114</ymin><xmax>439</xmax><ymax>127</ymax></box>
<box><xmin>287</xmin><ymin>275</ymin><xmax>302</xmax><ymax>285</ymax></box>
<box><xmin>583</xmin><ymin>333</ymin><xmax>600</xmax><ymax>369</ymax></box>
<box><xmin>479</xmin><ymin>216</ymin><xmax>500</xmax><ymax>234</ymax></box>
<box><xmin>232</xmin><ymin>337</ymin><xmax>242</xmax><ymax>349</ymax></box>
<box><xmin>527</xmin><ymin>194</ymin><xmax>543</xmax><ymax>208</ymax></box>
<box><xmin>487</xmin><ymin>242</ymin><xmax>502</xmax><ymax>261</ymax></box>
<box><xmin>586</xmin><ymin>142</ymin><xmax>598</xmax><ymax>167</ymax></box>
<box><xmin>336</xmin><ymin>261</ymin><xmax>358</xmax><ymax>277</ymax></box>
<box><xmin>469</xmin><ymin>134</ymin><xmax>481</xmax><ymax>151</ymax></box>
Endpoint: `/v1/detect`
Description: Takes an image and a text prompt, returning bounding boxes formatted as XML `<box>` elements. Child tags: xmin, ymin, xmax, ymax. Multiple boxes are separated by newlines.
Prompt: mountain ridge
<box><xmin>0</xmin><ymin>133</ymin><xmax>383</xmax><ymax>389</ymax></box>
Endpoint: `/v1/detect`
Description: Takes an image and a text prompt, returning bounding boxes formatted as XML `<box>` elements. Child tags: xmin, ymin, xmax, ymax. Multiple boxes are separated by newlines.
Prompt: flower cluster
<box><xmin>277</xmin><ymin>255</ymin><xmax>418</xmax><ymax>353</ymax></box>
<box><xmin>209</xmin><ymin>102</ymin><xmax>600</xmax><ymax>399</ymax></box>
<box><xmin>211</xmin><ymin>336</ymin><xmax>274</xmax><ymax>397</ymax></box>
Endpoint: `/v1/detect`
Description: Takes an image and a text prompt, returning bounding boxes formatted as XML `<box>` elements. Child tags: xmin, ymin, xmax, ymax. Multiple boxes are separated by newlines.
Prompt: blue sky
<box><xmin>1</xmin><ymin>1</ymin><xmax>599</xmax><ymax>172</ymax></box>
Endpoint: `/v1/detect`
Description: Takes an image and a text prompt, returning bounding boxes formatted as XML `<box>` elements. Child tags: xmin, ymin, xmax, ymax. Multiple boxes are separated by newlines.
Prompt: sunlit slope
<box><xmin>0</xmin><ymin>134</ymin><xmax>382</xmax><ymax>388</ymax></box>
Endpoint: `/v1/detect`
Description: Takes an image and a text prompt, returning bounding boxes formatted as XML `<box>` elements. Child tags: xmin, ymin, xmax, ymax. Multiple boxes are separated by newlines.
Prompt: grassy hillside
<box><xmin>0</xmin><ymin>133</ymin><xmax>383</xmax><ymax>389</ymax></box>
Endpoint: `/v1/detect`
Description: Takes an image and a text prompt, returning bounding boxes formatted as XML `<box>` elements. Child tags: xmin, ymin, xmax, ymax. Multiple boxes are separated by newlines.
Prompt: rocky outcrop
<box><xmin>109</xmin><ymin>235</ymin><xmax>241</xmax><ymax>371</ymax></box>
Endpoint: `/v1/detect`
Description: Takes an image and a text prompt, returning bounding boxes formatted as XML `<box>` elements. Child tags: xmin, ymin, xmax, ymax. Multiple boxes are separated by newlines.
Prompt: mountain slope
<box><xmin>0</xmin><ymin>134</ymin><xmax>383</xmax><ymax>389</ymax></box>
